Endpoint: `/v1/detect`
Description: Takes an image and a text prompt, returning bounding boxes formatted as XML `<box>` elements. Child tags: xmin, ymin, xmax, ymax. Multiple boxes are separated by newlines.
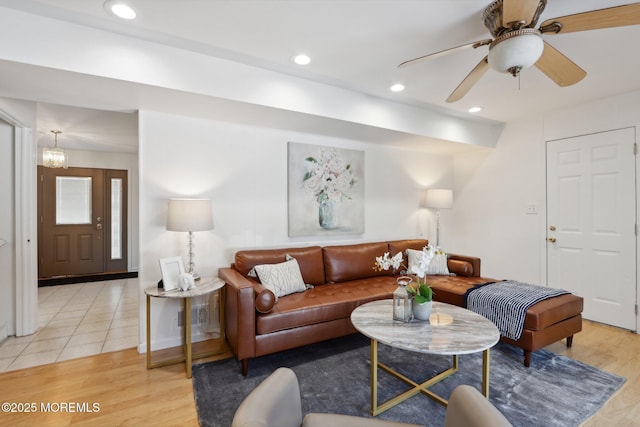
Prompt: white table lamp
<box><xmin>167</xmin><ymin>198</ymin><xmax>213</xmax><ymax>280</ymax></box>
<box><xmin>421</xmin><ymin>189</ymin><xmax>453</xmax><ymax>247</ymax></box>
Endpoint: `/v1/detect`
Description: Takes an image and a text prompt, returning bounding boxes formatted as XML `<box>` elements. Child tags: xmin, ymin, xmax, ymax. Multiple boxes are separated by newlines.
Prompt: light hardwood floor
<box><xmin>0</xmin><ymin>320</ymin><xmax>637</xmax><ymax>427</ymax></box>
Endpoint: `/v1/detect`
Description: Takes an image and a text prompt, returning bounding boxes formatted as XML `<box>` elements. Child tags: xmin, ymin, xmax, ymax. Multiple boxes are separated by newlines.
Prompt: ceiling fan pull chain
<box><xmin>518</xmin><ymin>73</ymin><xmax>521</xmax><ymax>91</ymax></box>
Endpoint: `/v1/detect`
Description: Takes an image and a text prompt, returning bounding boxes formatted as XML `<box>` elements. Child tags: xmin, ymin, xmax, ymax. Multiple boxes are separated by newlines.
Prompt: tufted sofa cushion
<box><xmin>256</xmin><ymin>276</ymin><xmax>397</xmax><ymax>335</ymax></box>
<box><xmin>388</xmin><ymin>239</ymin><xmax>428</xmax><ymax>268</ymax></box>
<box><xmin>323</xmin><ymin>242</ymin><xmax>392</xmax><ymax>283</ymax></box>
<box><xmin>235</xmin><ymin>246</ymin><xmax>326</xmax><ymax>286</ymax></box>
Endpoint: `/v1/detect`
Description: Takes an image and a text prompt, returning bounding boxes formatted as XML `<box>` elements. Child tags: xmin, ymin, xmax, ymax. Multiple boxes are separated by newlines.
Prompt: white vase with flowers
<box><xmin>374</xmin><ymin>245</ymin><xmax>436</xmax><ymax>321</ymax></box>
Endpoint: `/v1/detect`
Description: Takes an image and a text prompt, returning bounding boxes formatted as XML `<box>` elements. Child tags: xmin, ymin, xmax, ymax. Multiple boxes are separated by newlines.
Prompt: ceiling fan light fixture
<box><xmin>488</xmin><ymin>29</ymin><xmax>543</xmax><ymax>76</ymax></box>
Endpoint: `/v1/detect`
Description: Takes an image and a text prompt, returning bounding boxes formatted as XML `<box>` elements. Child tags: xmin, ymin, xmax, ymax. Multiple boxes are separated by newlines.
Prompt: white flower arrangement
<box><xmin>410</xmin><ymin>245</ymin><xmax>435</xmax><ymax>279</ymax></box>
<box><xmin>374</xmin><ymin>251</ymin><xmax>403</xmax><ymax>271</ymax></box>
<box><xmin>374</xmin><ymin>246</ymin><xmax>436</xmax><ymax>303</ymax></box>
<box><xmin>303</xmin><ymin>148</ymin><xmax>356</xmax><ymax>204</ymax></box>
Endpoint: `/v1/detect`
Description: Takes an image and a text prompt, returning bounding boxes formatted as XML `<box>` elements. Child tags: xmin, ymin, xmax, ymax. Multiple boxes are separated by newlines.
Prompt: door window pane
<box><xmin>56</xmin><ymin>177</ymin><xmax>92</xmax><ymax>225</ymax></box>
<box><xmin>111</xmin><ymin>178</ymin><xmax>122</xmax><ymax>260</ymax></box>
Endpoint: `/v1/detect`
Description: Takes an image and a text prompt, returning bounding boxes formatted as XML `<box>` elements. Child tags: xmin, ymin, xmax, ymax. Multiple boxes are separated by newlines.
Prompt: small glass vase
<box><xmin>319</xmin><ymin>199</ymin><xmax>338</xmax><ymax>229</ymax></box>
<box><xmin>393</xmin><ymin>276</ymin><xmax>413</xmax><ymax>322</ymax></box>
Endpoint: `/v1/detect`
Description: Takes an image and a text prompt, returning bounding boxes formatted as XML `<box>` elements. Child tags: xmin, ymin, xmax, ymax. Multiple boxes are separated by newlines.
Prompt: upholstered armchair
<box><xmin>231</xmin><ymin>367</ymin><xmax>512</xmax><ymax>427</ymax></box>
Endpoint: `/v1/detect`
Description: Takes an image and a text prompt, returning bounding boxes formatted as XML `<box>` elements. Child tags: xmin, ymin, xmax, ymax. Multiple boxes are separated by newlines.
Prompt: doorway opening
<box><xmin>37</xmin><ymin>166</ymin><xmax>132</xmax><ymax>285</ymax></box>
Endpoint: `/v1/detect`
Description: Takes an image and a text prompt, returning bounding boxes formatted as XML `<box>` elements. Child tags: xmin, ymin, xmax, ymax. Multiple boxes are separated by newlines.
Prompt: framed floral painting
<box><xmin>288</xmin><ymin>142</ymin><xmax>364</xmax><ymax>236</ymax></box>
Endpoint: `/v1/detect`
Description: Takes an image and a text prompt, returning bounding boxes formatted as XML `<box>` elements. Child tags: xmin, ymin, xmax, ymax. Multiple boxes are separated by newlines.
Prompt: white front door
<box><xmin>546</xmin><ymin>127</ymin><xmax>636</xmax><ymax>331</ymax></box>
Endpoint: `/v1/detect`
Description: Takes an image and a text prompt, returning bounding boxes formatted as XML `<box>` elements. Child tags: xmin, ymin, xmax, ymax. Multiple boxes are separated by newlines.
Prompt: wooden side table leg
<box><xmin>185</xmin><ymin>297</ymin><xmax>192</xmax><ymax>378</ymax></box>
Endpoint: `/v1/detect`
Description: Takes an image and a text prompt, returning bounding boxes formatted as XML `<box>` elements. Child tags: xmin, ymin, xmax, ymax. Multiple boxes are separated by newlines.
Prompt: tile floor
<box><xmin>0</xmin><ymin>278</ymin><xmax>139</xmax><ymax>373</ymax></box>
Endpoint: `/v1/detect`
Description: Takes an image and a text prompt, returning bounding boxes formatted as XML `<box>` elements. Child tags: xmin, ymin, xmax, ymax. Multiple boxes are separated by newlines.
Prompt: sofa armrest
<box><xmin>219</xmin><ymin>267</ymin><xmax>259</xmax><ymax>362</ymax></box>
<box><xmin>447</xmin><ymin>254</ymin><xmax>481</xmax><ymax>277</ymax></box>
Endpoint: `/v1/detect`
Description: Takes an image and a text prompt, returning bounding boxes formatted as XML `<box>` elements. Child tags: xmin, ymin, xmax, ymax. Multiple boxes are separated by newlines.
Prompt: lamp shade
<box><xmin>421</xmin><ymin>189</ymin><xmax>453</xmax><ymax>209</ymax></box>
<box><xmin>166</xmin><ymin>199</ymin><xmax>213</xmax><ymax>232</ymax></box>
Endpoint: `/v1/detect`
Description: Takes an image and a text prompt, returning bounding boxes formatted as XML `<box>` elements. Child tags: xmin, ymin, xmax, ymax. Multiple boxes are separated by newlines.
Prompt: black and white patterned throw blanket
<box><xmin>465</xmin><ymin>281</ymin><xmax>569</xmax><ymax>341</ymax></box>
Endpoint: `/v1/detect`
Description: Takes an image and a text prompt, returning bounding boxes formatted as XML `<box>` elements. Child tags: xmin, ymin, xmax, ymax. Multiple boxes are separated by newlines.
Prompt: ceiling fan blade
<box><xmin>503</xmin><ymin>0</ymin><xmax>541</xmax><ymax>27</ymax></box>
<box><xmin>535</xmin><ymin>41</ymin><xmax>586</xmax><ymax>87</ymax></box>
<box><xmin>398</xmin><ymin>39</ymin><xmax>491</xmax><ymax>68</ymax></box>
<box><xmin>446</xmin><ymin>56</ymin><xmax>489</xmax><ymax>103</ymax></box>
<box><xmin>540</xmin><ymin>3</ymin><xmax>640</xmax><ymax>34</ymax></box>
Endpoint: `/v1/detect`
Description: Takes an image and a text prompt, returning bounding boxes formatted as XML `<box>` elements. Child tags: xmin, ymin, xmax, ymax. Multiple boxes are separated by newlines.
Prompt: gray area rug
<box><xmin>192</xmin><ymin>334</ymin><xmax>625</xmax><ymax>427</ymax></box>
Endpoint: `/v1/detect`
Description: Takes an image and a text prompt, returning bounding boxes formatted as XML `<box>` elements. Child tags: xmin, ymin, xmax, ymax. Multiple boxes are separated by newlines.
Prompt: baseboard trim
<box><xmin>38</xmin><ymin>271</ymin><xmax>138</xmax><ymax>287</ymax></box>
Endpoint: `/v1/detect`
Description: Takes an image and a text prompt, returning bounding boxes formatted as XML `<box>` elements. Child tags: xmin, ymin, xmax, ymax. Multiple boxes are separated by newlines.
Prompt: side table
<box><xmin>145</xmin><ymin>277</ymin><xmax>226</xmax><ymax>378</ymax></box>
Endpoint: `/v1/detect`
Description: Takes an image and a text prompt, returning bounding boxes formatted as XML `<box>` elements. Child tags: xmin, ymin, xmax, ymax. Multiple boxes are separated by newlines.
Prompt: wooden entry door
<box><xmin>38</xmin><ymin>166</ymin><xmax>128</xmax><ymax>278</ymax></box>
<box><xmin>546</xmin><ymin>128</ymin><xmax>636</xmax><ymax>331</ymax></box>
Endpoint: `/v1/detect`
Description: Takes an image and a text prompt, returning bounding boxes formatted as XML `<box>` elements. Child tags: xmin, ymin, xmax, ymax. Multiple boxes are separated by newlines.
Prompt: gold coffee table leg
<box><xmin>482</xmin><ymin>348</ymin><xmax>490</xmax><ymax>398</ymax></box>
<box><xmin>370</xmin><ymin>339</ymin><xmax>459</xmax><ymax>416</ymax></box>
<box><xmin>370</xmin><ymin>339</ymin><xmax>378</xmax><ymax>415</ymax></box>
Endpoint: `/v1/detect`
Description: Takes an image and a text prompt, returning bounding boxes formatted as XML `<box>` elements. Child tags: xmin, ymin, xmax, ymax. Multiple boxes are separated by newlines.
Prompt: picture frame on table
<box><xmin>159</xmin><ymin>256</ymin><xmax>185</xmax><ymax>292</ymax></box>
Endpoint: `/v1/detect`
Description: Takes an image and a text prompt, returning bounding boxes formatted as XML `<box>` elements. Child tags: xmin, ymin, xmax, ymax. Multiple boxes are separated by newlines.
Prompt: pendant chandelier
<box><xmin>43</xmin><ymin>130</ymin><xmax>68</xmax><ymax>169</ymax></box>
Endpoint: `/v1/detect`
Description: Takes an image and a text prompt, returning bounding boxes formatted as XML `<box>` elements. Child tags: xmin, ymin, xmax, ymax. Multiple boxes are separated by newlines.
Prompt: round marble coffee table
<box><xmin>351</xmin><ymin>299</ymin><xmax>499</xmax><ymax>416</ymax></box>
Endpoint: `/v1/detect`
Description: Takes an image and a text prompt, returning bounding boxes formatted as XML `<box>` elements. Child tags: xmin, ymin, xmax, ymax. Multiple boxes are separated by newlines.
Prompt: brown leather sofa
<box><xmin>219</xmin><ymin>239</ymin><xmax>583</xmax><ymax>375</ymax></box>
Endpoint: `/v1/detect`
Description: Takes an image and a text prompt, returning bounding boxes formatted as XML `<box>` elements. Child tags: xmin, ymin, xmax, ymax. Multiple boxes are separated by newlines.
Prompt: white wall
<box><xmin>139</xmin><ymin>111</ymin><xmax>455</xmax><ymax>350</ymax></box>
<box><xmin>453</xmin><ymin>90</ymin><xmax>640</xmax><ymax>300</ymax></box>
<box><xmin>452</xmin><ymin>116</ymin><xmax>545</xmax><ymax>282</ymax></box>
<box><xmin>36</xmin><ymin>149</ymin><xmax>140</xmax><ymax>272</ymax></box>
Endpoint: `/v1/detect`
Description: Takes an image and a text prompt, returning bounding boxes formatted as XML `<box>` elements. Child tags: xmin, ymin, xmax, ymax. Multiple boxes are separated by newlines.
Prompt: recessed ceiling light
<box><xmin>104</xmin><ymin>1</ymin><xmax>137</xmax><ymax>20</ymax></box>
<box><xmin>389</xmin><ymin>83</ymin><xmax>405</xmax><ymax>92</ymax></box>
<box><xmin>293</xmin><ymin>54</ymin><xmax>311</xmax><ymax>65</ymax></box>
<box><xmin>468</xmin><ymin>106</ymin><xmax>483</xmax><ymax>113</ymax></box>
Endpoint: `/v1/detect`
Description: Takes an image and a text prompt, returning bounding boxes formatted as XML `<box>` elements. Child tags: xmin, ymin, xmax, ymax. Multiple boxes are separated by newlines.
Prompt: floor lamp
<box><xmin>166</xmin><ymin>198</ymin><xmax>214</xmax><ymax>281</ymax></box>
<box><xmin>421</xmin><ymin>189</ymin><xmax>453</xmax><ymax>247</ymax></box>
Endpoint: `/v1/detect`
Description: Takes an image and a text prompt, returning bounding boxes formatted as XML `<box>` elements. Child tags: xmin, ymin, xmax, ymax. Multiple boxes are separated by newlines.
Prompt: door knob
<box><xmin>547</xmin><ymin>237</ymin><xmax>556</xmax><ymax>243</ymax></box>
<box><xmin>549</xmin><ymin>225</ymin><xmax>556</xmax><ymax>231</ymax></box>
<box><xmin>96</xmin><ymin>223</ymin><xmax>103</xmax><ymax>230</ymax></box>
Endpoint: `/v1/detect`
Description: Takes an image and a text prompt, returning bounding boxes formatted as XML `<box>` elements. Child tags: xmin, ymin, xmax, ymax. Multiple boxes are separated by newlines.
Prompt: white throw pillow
<box><xmin>427</xmin><ymin>252</ymin><xmax>450</xmax><ymax>275</ymax></box>
<box><xmin>406</xmin><ymin>248</ymin><xmax>423</xmax><ymax>273</ymax></box>
<box><xmin>407</xmin><ymin>248</ymin><xmax>450</xmax><ymax>276</ymax></box>
<box><xmin>253</xmin><ymin>258</ymin><xmax>308</xmax><ymax>300</ymax></box>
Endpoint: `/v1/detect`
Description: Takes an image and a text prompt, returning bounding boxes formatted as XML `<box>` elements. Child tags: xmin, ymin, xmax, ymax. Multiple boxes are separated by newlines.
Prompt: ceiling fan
<box><xmin>399</xmin><ymin>0</ymin><xmax>640</xmax><ymax>103</ymax></box>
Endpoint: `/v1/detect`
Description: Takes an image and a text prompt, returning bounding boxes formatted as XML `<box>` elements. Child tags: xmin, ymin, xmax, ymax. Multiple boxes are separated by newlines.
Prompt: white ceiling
<box><xmin>37</xmin><ymin>103</ymin><xmax>138</xmax><ymax>153</ymax></box>
<box><xmin>4</xmin><ymin>0</ymin><xmax>640</xmax><ymax>152</ymax></box>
